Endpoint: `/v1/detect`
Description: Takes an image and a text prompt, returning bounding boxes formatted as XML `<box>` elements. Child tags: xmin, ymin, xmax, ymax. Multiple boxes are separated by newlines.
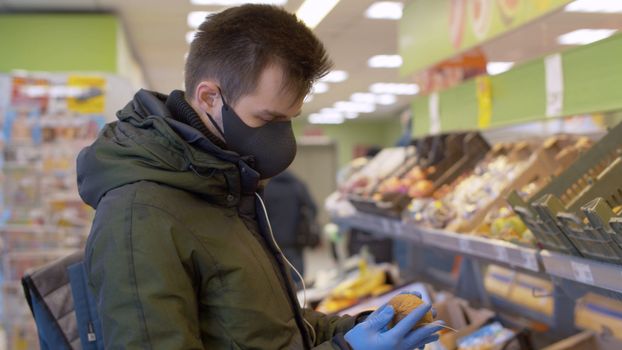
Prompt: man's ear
<box><xmin>195</xmin><ymin>81</ymin><xmax>222</xmax><ymax>113</ymax></box>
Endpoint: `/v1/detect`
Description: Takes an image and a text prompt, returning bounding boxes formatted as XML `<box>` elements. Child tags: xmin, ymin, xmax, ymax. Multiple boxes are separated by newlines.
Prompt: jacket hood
<box><xmin>77</xmin><ymin>89</ymin><xmax>255</xmax><ymax>209</ymax></box>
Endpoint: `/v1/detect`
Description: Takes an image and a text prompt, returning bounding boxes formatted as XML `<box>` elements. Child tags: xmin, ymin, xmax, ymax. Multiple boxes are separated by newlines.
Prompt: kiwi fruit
<box><xmin>388</xmin><ymin>294</ymin><xmax>434</xmax><ymax>329</ymax></box>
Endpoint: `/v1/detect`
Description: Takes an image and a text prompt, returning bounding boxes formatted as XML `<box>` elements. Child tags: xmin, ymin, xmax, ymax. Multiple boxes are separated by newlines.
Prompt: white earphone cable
<box><xmin>254</xmin><ymin>192</ymin><xmax>317</xmax><ymax>346</ymax></box>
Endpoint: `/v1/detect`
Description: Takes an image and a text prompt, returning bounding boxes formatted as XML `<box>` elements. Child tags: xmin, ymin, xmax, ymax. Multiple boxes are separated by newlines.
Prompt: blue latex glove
<box><xmin>344</xmin><ymin>296</ymin><xmax>443</xmax><ymax>350</ymax></box>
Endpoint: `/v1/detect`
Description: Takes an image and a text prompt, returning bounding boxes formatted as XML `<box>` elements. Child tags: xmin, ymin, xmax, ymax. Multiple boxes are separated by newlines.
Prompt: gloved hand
<box><xmin>344</xmin><ymin>295</ymin><xmax>443</xmax><ymax>350</ymax></box>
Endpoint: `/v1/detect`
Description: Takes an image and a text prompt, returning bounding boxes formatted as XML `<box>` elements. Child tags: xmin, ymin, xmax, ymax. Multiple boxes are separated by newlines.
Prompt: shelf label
<box><xmin>521</xmin><ymin>251</ymin><xmax>538</xmax><ymax>271</ymax></box>
<box><xmin>495</xmin><ymin>245</ymin><xmax>509</xmax><ymax>262</ymax></box>
<box><xmin>570</xmin><ymin>261</ymin><xmax>594</xmax><ymax>285</ymax></box>
<box><xmin>545</xmin><ymin>53</ymin><xmax>564</xmax><ymax>118</ymax></box>
<box><xmin>458</xmin><ymin>238</ymin><xmax>472</xmax><ymax>253</ymax></box>
<box><xmin>429</xmin><ymin>92</ymin><xmax>441</xmax><ymax>134</ymax></box>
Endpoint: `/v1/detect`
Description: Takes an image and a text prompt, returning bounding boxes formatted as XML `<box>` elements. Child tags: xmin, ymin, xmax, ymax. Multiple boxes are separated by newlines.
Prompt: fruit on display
<box><xmin>475</xmin><ymin>135</ymin><xmax>593</xmax><ymax>244</ymax></box>
<box><xmin>317</xmin><ymin>259</ymin><xmax>392</xmax><ymax>313</ymax></box>
<box><xmin>343</xmin><ymin>147</ymin><xmax>414</xmax><ymax>198</ymax></box>
<box><xmin>406</xmin><ymin>150</ymin><xmax>531</xmax><ymax>230</ymax></box>
<box><xmin>376</xmin><ymin>166</ymin><xmax>435</xmax><ymax>199</ymax></box>
<box><xmin>387</xmin><ymin>294</ymin><xmax>434</xmax><ymax>329</ymax></box>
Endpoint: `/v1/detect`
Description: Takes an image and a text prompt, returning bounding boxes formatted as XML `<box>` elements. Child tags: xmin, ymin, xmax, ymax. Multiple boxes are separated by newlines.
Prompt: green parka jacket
<box><xmin>77</xmin><ymin>90</ymin><xmax>357</xmax><ymax>349</ymax></box>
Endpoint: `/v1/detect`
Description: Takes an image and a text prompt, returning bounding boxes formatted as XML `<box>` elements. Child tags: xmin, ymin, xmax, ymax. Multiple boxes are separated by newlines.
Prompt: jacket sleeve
<box><xmin>303</xmin><ymin>308</ymin><xmax>356</xmax><ymax>347</ymax></box>
<box><xmin>85</xmin><ymin>198</ymin><xmax>204</xmax><ymax>350</ymax></box>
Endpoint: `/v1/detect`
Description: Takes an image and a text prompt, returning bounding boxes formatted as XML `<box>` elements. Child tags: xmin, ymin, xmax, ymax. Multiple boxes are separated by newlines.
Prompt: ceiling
<box><xmin>2</xmin><ymin>0</ymin><xmax>622</xmax><ymax>122</ymax></box>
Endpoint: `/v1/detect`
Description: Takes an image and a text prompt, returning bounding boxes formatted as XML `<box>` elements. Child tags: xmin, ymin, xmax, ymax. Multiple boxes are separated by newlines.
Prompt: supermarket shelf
<box><xmin>332</xmin><ymin>213</ymin><xmax>421</xmax><ymax>244</ymax></box>
<box><xmin>541</xmin><ymin>250</ymin><xmax>622</xmax><ymax>294</ymax></box>
<box><xmin>332</xmin><ymin>212</ymin><xmax>540</xmax><ymax>272</ymax></box>
<box><xmin>334</xmin><ymin>211</ymin><xmax>622</xmax><ymax>296</ymax></box>
<box><xmin>416</xmin><ymin>226</ymin><xmax>540</xmax><ymax>272</ymax></box>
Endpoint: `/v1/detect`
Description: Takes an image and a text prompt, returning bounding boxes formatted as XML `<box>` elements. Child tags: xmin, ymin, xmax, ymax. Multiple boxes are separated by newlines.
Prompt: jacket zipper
<box><xmin>240</xmin><ymin>215</ymin><xmax>312</xmax><ymax>349</ymax></box>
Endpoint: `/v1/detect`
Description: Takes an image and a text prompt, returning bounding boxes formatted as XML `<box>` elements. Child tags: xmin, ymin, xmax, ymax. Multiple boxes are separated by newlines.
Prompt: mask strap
<box><xmin>205</xmin><ymin>111</ymin><xmax>225</xmax><ymax>138</ymax></box>
<box><xmin>217</xmin><ymin>87</ymin><xmax>229</xmax><ymax>107</ymax></box>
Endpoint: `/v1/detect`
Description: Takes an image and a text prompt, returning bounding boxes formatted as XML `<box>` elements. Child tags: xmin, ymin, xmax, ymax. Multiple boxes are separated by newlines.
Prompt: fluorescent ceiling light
<box><xmin>565</xmin><ymin>0</ymin><xmax>622</xmax><ymax>13</ymax></box>
<box><xmin>296</xmin><ymin>0</ymin><xmax>340</xmax><ymax>29</ymax></box>
<box><xmin>309</xmin><ymin>110</ymin><xmax>344</xmax><ymax>124</ymax></box>
<box><xmin>320</xmin><ymin>70</ymin><xmax>349</xmax><ymax>83</ymax></box>
<box><xmin>334</xmin><ymin>101</ymin><xmax>376</xmax><ymax>113</ymax></box>
<box><xmin>376</xmin><ymin>94</ymin><xmax>397</xmax><ymax>105</ymax></box>
<box><xmin>345</xmin><ymin>112</ymin><xmax>359</xmax><ymax>119</ymax></box>
<box><xmin>191</xmin><ymin>0</ymin><xmax>287</xmax><ymax>5</ymax></box>
<box><xmin>304</xmin><ymin>94</ymin><xmax>314</xmax><ymax>103</ymax></box>
<box><xmin>350</xmin><ymin>92</ymin><xmax>398</xmax><ymax>105</ymax></box>
<box><xmin>351</xmin><ymin>92</ymin><xmax>377</xmax><ymax>104</ymax></box>
<box><xmin>557</xmin><ymin>29</ymin><xmax>616</xmax><ymax>45</ymax></box>
<box><xmin>312</xmin><ymin>82</ymin><xmax>329</xmax><ymax>94</ymax></box>
<box><xmin>188</xmin><ymin>11</ymin><xmax>213</xmax><ymax>29</ymax></box>
<box><xmin>487</xmin><ymin>61</ymin><xmax>514</xmax><ymax>75</ymax></box>
<box><xmin>365</xmin><ymin>1</ymin><xmax>403</xmax><ymax>20</ymax></box>
<box><xmin>369</xmin><ymin>82</ymin><xmax>419</xmax><ymax>95</ymax></box>
<box><xmin>186</xmin><ymin>31</ymin><xmax>198</xmax><ymax>44</ymax></box>
<box><xmin>368</xmin><ymin>54</ymin><xmax>403</xmax><ymax>68</ymax></box>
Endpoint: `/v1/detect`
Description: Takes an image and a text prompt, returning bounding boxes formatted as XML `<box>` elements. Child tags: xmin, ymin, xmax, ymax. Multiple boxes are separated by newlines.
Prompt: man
<box><xmin>77</xmin><ymin>4</ymin><xmax>442</xmax><ymax>349</ymax></box>
<box><xmin>264</xmin><ymin>170</ymin><xmax>319</xmax><ymax>286</ymax></box>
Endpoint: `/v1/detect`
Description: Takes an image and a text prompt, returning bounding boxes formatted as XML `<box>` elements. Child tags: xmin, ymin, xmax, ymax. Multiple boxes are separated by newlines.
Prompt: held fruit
<box><xmin>387</xmin><ymin>294</ymin><xmax>434</xmax><ymax>329</ymax></box>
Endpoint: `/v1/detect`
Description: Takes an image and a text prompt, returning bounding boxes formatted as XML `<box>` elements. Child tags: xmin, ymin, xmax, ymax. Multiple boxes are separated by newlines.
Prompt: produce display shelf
<box><xmin>332</xmin><ymin>212</ymin><xmax>540</xmax><ymax>272</ymax></box>
<box><xmin>416</xmin><ymin>226</ymin><xmax>541</xmax><ymax>272</ymax></box>
<box><xmin>332</xmin><ymin>213</ymin><xmax>421</xmax><ymax>244</ymax></box>
<box><xmin>540</xmin><ymin>250</ymin><xmax>622</xmax><ymax>294</ymax></box>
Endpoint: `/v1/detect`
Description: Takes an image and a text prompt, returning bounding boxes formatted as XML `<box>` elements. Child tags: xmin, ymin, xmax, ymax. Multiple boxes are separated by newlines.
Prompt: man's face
<box><xmin>231</xmin><ymin>64</ymin><xmax>303</xmax><ymax>128</ymax></box>
<box><xmin>193</xmin><ymin>64</ymin><xmax>303</xmax><ymax>137</ymax></box>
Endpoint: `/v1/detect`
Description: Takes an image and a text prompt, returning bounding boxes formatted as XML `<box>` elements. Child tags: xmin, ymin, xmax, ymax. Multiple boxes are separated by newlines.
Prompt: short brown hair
<box><xmin>185</xmin><ymin>4</ymin><xmax>332</xmax><ymax>105</ymax></box>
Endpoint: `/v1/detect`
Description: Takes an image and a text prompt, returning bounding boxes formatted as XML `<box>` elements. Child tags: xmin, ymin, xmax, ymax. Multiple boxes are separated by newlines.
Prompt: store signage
<box><xmin>544</xmin><ymin>53</ymin><xmax>564</xmax><ymax>117</ymax></box>
<box><xmin>400</xmin><ymin>0</ymin><xmax>573</xmax><ymax>76</ymax></box>
<box><xmin>67</xmin><ymin>75</ymin><xmax>106</xmax><ymax>114</ymax></box>
<box><xmin>429</xmin><ymin>92</ymin><xmax>441</xmax><ymax>134</ymax></box>
<box><xmin>476</xmin><ymin>75</ymin><xmax>492</xmax><ymax>128</ymax></box>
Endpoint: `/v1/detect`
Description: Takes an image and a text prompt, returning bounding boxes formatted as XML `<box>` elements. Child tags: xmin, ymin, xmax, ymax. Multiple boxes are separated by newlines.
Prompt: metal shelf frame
<box><xmin>332</xmin><ymin>211</ymin><xmax>622</xmax><ymax>336</ymax></box>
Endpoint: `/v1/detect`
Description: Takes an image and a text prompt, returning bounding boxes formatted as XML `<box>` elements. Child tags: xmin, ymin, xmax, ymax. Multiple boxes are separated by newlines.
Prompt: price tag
<box><xmin>458</xmin><ymin>238</ymin><xmax>472</xmax><ymax>253</ymax></box>
<box><xmin>429</xmin><ymin>92</ymin><xmax>441</xmax><ymax>134</ymax></box>
<box><xmin>571</xmin><ymin>261</ymin><xmax>594</xmax><ymax>285</ymax></box>
<box><xmin>495</xmin><ymin>245</ymin><xmax>509</xmax><ymax>262</ymax></box>
<box><xmin>545</xmin><ymin>53</ymin><xmax>564</xmax><ymax>117</ymax></box>
<box><xmin>522</xmin><ymin>251</ymin><xmax>538</xmax><ymax>271</ymax></box>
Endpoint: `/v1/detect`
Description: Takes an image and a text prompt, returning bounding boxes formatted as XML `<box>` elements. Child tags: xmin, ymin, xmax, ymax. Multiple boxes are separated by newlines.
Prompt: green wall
<box><xmin>294</xmin><ymin>118</ymin><xmax>404</xmax><ymax>166</ymax></box>
<box><xmin>411</xmin><ymin>32</ymin><xmax>622</xmax><ymax>136</ymax></box>
<box><xmin>563</xmin><ymin>34</ymin><xmax>622</xmax><ymax>116</ymax></box>
<box><xmin>0</xmin><ymin>14</ymin><xmax>118</xmax><ymax>72</ymax></box>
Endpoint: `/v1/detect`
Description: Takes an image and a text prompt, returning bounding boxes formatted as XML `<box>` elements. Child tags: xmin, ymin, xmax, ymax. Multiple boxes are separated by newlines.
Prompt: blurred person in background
<box><xmin>264</xmin><ymin>170</ymin><xmax>320</xmax><ymax>288</ymax></box>
<box><xmin>77</xmin><ymin>4</ymin><xmax>443</xmax><ymax>350</ymax></box>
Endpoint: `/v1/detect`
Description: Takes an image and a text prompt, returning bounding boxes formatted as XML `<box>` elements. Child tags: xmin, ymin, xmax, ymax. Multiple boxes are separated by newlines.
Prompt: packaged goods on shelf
<box><xmin>316</xmin><ymin>258</ymin><xmax>395</xmax><ymax>313</ymax></box>
<box><xmin>484</xmin><ymin>265</ymin><xmax>554</xmax><ymax>317</ymax></box>
<box><xmin>542</xmin><ymin>330</ymin><xmax>622</xmax><ymax>350</ymax></box>
<box><xmin>508</xmin><ymin>121</ymin><xmax>622</xmax><ymax>263</ymax></box>
<box><xmin>574</xmin><ymin>293</ymin><xmax>622</xmax><ymax>341</ymax></box>
<box><xmin>456</xmin><ymin>322</ymin><xmax>516</xmax><ymax>350</ymax></box>
<box><xmin>0</xmin><ymin>71</ymin><xmax>122</xmax><ymax>350</ymax></box>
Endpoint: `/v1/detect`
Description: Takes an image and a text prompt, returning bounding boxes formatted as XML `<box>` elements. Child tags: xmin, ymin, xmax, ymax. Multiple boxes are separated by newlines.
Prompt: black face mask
<box><xmin>205</xmin><ymin>93</ymin><xmax>297</xmax><ymax>179</ymax></box>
